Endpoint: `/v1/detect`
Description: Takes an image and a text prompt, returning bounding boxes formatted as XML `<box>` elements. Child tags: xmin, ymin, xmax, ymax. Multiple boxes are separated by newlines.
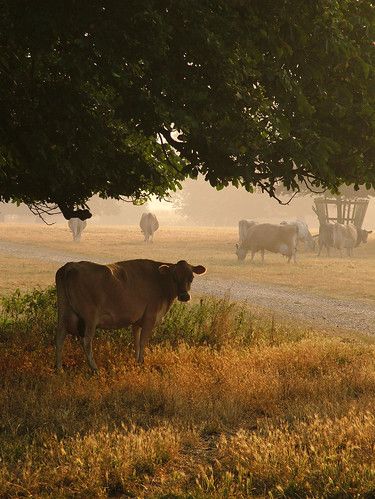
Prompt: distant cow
<box><xmin>332</xmin><ymin>223</ymin><xmax>372</xmax><ymax>257</ymax></box>
<box><xmin>238</xmin><ymin>219</ymin><xmax>257</xmax><ymax>244</ymax></box>
<box><xmin>280</xmin><ymin>220</ymin><xmax>315</xmax><ymax>251</ymax></box>
<box><xmin>318</xmin><ymin>222</ymin><xmax>372</xmax><ymax>256</ymax></box>
<box><xmin>236</xmin><ymin>223</ymin><xmax>298</xmax><ymax>263</ymax></box>
<box><xmin>317</xmin><ymin>223</ymin><xmax>335</xmax><ymax>256</ymax></box>
<box><xmin>68</xmin><ymin>218</ymin><xmax>87</xmax><ymax>242</ymax></box>
<box><xmin>140</xmin><ymin>213</ymin><xmax>159</xmax><ymax>242</ymax></box>
<box><xmin>55</xmin><ymin>259</ymin><xmax>206</xmax><ymax>370</ymax></box>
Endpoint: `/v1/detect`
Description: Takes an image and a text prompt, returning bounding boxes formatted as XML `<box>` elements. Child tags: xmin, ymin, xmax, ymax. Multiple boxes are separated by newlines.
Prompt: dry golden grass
<box><xmin>1</xmin><ymin>334</ymin><xmax>375</xmax><ymax>496</ymax></box>
<box><xmin>0</xmin><ymin>253</ymin><xmax>56</xmax><ymax>294</ymax></box>
<box><xmin>1</xmin><ymin>290</ymin><xmax>375</xmax><ymax>497</ymax></box>
<box><xmin>1</xmin><ymin>222</ymin><xmax>375</xmax><ymax>300</ymax></box>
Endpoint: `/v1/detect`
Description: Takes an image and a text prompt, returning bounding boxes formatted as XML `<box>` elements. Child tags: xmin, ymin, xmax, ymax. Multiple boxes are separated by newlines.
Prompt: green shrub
<box><xmin>0</xmin><ymin>287</ymin><xmax>308</xmax><ymax>349</ymax></box>
<box><xmin>1</xmin><ymin>286</ymin><xmax>56</xmax><ymax>321</ymax></box>
<box><xmin>0</xmin><ymin>287</ymin><xmax>57</xmax><ymax>343</ymax></box>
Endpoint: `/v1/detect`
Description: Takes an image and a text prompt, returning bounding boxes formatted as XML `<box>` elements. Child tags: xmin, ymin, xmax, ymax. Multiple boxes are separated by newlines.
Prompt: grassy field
<box><xmin>1</xmin><ymin>288</ymin><xmax>375</xmax><ymax>497</ymax></box>
<box><xmin>1</xmin><ymin>223</ymin><xmax>375</xmax><ymax>300</ymax></box>
<box><xmin>1</xmin><ymin>224</ymin><xmax>375</xmax><ymax>496</ymax></box>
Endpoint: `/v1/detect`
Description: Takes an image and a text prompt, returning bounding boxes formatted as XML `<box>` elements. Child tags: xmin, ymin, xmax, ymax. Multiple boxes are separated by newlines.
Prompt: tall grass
<box><xmin>1</xmin><ymin>287</ymin><xmax>375</xmax><ymax>497</ymax></box>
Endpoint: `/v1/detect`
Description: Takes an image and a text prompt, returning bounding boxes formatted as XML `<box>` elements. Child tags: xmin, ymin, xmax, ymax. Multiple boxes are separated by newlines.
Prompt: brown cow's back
<box><xmin>58</xmin><ymin>259</ymin><xmax>173</xmax><ymax>330</ymax></box>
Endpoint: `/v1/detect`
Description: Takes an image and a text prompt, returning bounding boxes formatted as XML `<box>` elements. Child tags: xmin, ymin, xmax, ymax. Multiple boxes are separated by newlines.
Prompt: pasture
<box><xmin>1</xmin><ymin>223</ymin><xmax>375</xmax><ymax>496</ymax></box>
<box><xmin>1</xmin><ymin>223</ymin><xmax>375</xmax><ymax>300</ymax></box>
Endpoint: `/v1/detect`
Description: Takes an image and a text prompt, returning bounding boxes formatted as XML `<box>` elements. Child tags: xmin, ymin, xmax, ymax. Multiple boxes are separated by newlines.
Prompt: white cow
<box><xmin>332</xmin><ymin>222</ymin><xmax>372</xmax><ymax>257</ymax></box>
<box><xmin>68</xmin><ymin>218</ymin><xmax>87</xmax><ymax>242</ymax></box>
<box><xmin>238</xmin><ymin>219</ymin><xmax>257</xmax><ymax>244</ymax></box>
<box><xmin>140</xmin><ymin>213</ymin><xmax>159</xmax><ymax>243</ymax></box>
<box><xmin>280</xmin><ymin>219</ymin><xmax>315</xmax><ymax>251</ymax></box>
<box><xmin>236</xmin><ymin>223</ymin><xmax>298</xmax><ymax>263</ymax></box>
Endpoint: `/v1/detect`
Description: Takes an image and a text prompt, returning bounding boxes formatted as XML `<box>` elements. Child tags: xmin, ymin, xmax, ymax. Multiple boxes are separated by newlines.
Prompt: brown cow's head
<box><xmin>159</xmin><ymin>260</ymin><xmax>206</xmax><ymax>302</ymax></box>
<box><xmin>235</xmin><ymin>243</ymin><xmax>247</xmax><ymax>261</ymax></box>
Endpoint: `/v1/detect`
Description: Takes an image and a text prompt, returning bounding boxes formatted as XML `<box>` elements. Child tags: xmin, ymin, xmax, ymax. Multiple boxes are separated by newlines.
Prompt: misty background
<box><xmin>1</xmin><ymin>177</ymin><xmax>374</xmax><ymax>230</ymax></box>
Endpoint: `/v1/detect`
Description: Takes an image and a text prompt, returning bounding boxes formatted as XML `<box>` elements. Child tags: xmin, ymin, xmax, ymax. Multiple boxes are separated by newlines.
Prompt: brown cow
<box><xmin>55</xmin><ymin>259</ymin><xmax>206</xmax><ymax>371</ymax></box>
<box><xmin>235</xmin><ymin>223</ymin><xmax>298</xmax><ymax>263</ymax></box>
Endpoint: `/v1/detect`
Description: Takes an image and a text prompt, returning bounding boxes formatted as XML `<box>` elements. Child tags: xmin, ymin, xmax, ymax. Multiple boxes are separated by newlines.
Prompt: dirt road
<box><xmin>1</xmin><ymin>240</ymin><xmax>375</xmax><ymax>334</ymax></box>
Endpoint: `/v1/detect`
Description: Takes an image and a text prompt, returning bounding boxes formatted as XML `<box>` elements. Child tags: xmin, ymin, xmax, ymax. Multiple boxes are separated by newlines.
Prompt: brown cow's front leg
<box><xmin>132</xmin><ymin>325</ymin><xmax>141</xmax><ymax>362</ymax></box>
<box><xmin>138</xmin><ymin>319</ymin><xmax>156</xmax><ymax>364</ymax></box>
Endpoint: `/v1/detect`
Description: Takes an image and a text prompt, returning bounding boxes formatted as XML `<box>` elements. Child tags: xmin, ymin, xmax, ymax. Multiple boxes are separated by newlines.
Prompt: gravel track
<box><xmin>194</xmin><ymin>278</ymin><xmax>375</xmax><ymax>334</ymax></box>
<box><xmin>1</xmin><ymin>240</ymin><xmax>375</xmax><ymax>334</ymax></box>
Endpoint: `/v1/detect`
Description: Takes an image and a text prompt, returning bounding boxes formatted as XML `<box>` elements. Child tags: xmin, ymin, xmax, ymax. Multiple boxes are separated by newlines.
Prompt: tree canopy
<box><xmin>1</xmin><ymin>0</ymin><xmax>374</xmax><ymax>217</ymax></box>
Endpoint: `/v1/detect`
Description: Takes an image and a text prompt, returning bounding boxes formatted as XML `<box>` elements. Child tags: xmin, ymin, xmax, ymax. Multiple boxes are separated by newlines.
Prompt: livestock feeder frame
<box><xmin>313</xmin><ymin>197</ymin><xmax>369</xmax><ymax>228</ymax></box>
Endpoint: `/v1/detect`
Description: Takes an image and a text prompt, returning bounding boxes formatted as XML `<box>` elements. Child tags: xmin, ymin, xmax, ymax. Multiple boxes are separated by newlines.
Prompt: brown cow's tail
<box><xmin>55</xmin><ymin>264</ymin><xmax>85</xmax><ymax>337</ymax></box>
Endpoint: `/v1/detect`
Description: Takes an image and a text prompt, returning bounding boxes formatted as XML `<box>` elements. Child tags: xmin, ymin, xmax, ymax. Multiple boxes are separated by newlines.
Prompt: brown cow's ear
<box><xmin>367</xmin><ymin>230</ymin><xmax>373</xmax><ymax>234</ymax></box>
<box><xmin>158</xmin><ymin>264</ymin><xmax>171</xmax><ymax>274</ymax></box>
<box><xmin>192</xmin><ymin>265</ymin><xmax>206</xmax><ymax>275</ymax></box>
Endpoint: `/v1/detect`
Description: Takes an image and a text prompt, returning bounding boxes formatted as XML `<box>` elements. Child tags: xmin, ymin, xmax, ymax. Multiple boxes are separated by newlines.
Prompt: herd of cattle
<box><xmin>68</xmin><ymin>212</ymin><xmax>372</xmax><ymax>262</ymax></box>
<box><xmin>236</xmin><ymin>219</ymin><xmax>372</xmax><ymax>262</ymax></box>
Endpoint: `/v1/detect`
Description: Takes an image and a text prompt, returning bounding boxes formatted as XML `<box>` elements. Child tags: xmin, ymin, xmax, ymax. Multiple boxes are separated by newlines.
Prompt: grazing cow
<box><xmin>55</xmin><ymin>259</ymin><xmax>206</xmax><ymax>370</ymax></box>
<box><xmin>140</xmin><ymin>213</ymin><xmax>159</xmax><ymax>242</ymax></box>
<box><xmin>280</xmin><ymin>220</ymin><xmax>315</xmax><ymax>251</ymax></box>
<box><xmin>332</xmin><ymin>223</ymin><xmax>372</xmax><ymax>257</ymax></box>
<box><xmin>317</xmin><ymin>223</ymin><xmax>335</xmax><ymax>256</ymax></box>
<box><xmin>318</xmin><ymin>222</ymin><xmax>372</xmax><ymax>256</ymax></box>
<box><xmin>236</xmin><ymin>223</ymin><xmax>298</xmax><ymax>263</ymax></box>
<box><xmin>238</xmin><ymin>219</ymin><xmax>257</xmax><ymax>244</ymax></box>
<box><xmin>68</xmin><ymin>218</ymin><xmax>87</xmax><ymax>242</ymax></box>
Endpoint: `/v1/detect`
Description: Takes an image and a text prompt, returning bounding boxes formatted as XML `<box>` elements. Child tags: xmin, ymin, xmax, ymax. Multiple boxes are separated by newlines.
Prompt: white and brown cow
<box><xmin>280</xmin><ymin>219</ymin><xmax>315</xmax><ymax>251</ymax></box>
<box><xmin>332</xmin><ymin>222</ymin><xmax>372</xmax><ymax>257</ymax></box>
<box><xmin>238</xmin><ymin>219</ymin><xmax>257</xmax><ymax>245</ymax></box>
<box><xmin>236</xmin><ymin>223</ymin><xmax>298</xmax><ymax>263</ymax></box>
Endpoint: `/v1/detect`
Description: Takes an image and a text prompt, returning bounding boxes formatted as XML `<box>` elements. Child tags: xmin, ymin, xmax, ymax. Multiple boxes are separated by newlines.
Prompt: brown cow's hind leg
<box><xmin>82</xmin><ymin>324</ymin><xmax>98</xmax><ymax>371</ymax></box>
<box><xmin>55</xmin><ymin>312</ymin><xmax>78</xmax><ymax>370</ymax></box>
<box><xmin>55</xmin><ymin>323</ymin><xmax>67</xmax><ymax>370</ymax></box>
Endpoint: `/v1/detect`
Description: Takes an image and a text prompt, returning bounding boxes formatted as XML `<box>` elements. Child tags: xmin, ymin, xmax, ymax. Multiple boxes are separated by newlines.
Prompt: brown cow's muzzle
<box><xmin>178</xmin><ymin>292</ymin><xmax>191</xmax><ymax>302</ymax></box>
